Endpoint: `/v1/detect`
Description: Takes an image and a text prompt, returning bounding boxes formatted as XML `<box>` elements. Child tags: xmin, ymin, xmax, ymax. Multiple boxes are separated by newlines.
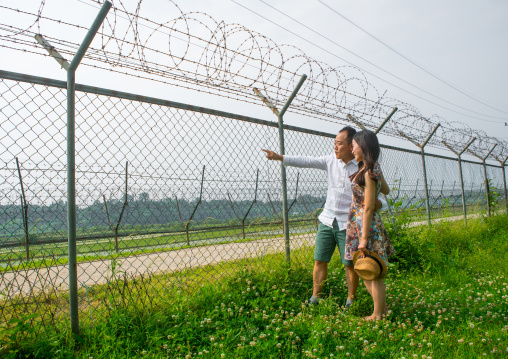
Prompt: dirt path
<box><xmin>0</xmin><ymin>233</ymin><xmax>314</xmax><ymax>300</ymax></box>
<box><xmin>0</xmin><ymin>211</ymin><xmax>495</xmax><ymax>300</ymax></box>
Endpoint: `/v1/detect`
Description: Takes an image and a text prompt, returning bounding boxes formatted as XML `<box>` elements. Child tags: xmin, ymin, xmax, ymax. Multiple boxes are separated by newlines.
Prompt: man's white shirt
<box><xmin>283</xmin><ymin>153</ymin><xmax>358</xmax><ymax>231</ymax></box>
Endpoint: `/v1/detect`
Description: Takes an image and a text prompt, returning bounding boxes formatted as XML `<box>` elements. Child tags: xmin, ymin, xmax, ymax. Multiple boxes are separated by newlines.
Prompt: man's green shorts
<box><xmin>314</xmin><ymin>220</ymin><xmax>353</xmax><ymax>266</ymax></box>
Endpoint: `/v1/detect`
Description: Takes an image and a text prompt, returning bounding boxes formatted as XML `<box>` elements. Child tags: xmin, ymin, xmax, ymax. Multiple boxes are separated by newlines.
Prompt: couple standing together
<box><xmin>263</xmin><ymin>126</ymin><xmax>395</xmax><ymax>321</ymax></box>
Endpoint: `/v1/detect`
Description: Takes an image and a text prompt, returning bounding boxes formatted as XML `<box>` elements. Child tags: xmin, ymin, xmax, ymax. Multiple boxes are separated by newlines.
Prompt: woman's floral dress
<box><xmin>345</xmin><ymin>162</ymin><xmax>395</xmax><ymax>263</ymax></box>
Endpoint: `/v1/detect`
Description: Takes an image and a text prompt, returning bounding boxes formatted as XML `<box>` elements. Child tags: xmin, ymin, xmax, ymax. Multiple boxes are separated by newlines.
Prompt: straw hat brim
<box><xmin>353</xmin><ymin>250</ymin><xmax>388</xmax><ymax>280</ymax></box>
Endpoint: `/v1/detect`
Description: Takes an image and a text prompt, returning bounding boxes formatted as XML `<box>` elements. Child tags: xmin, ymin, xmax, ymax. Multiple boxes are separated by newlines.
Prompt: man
<box><xmin>262</xmin><ymin>126</ymin><xmax>382</xmax><ymax>307</ymax></box>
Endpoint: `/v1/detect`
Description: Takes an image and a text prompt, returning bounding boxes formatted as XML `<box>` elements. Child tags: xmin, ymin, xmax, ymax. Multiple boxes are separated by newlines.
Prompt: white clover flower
<box><xmin>277</xmin><ymin>343</ymin><xmax>282</xmax><ymax>349</ymax></box>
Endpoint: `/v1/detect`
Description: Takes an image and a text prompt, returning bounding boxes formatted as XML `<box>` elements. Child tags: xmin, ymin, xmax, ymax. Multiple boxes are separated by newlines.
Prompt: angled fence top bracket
<box><xmin>253</xmin><ymin>88</ymin><xmax>280</xmax><ymax>117</ymax></box>
<box><xmin>35</xmin><ymin>34</ymin><xmax>70</xmax><ymax>71</ymax></box>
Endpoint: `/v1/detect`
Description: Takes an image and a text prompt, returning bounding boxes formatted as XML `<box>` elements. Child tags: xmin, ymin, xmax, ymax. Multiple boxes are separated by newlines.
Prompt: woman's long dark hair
<box><xmin>349</xmin><ymin>130</ymin><xmax>380</xmax><ymax>187</ymax></box>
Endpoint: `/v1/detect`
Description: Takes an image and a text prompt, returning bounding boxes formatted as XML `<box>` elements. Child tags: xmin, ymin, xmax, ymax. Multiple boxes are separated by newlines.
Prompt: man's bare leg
<box><xmin>312</xmin><ymin>260</ymin><xmax>328</xmax><ymax>298</ymax></box>
<box><xmin>344</xmin><ymin>265</ymin><xmax>359</xmax><ymax>301</ymax></box>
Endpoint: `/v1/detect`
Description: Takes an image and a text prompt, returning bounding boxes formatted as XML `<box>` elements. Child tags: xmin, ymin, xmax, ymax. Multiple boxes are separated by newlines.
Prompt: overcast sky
<box><xmin>1</xmin><ymin>0</ymin><xmax>507</xmax><ymax>158</ymax></box>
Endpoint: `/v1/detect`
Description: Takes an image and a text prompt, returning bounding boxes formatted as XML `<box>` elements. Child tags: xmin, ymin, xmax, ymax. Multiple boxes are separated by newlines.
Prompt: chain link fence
<box><xmin>0</xmin><ymin>71</ymin><xmax>506</xmax><ymax>332</ymax></box>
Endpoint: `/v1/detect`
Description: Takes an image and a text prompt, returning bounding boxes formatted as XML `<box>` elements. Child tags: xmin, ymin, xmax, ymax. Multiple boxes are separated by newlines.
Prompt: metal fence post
<box><xmin>482</xmin><ymin>162</ymin><xmax>490</xmax><ymax>216</ymax></box>
<box><xmin>254</xmin><ymin>75</ymin><xmax>307</xmax><ymax>263</ymax></box>
<box><xmin>421</xmin><ymin>125</ymin><xmax>441</xmax><ymax>225</ymax></box>
<box><xmin>278</xmin><ymin>76</ymin><xmax>307</xmax><ymax>263</ymax></box>
<box><xmin>457</xmin><ymin>158</ymin><xmax>466</xmax><ymax>222</ymax></box>
<box><xmin>398</xmin><ymin>124</ymin><xmax>440</xmax><ymax>226</ymax></box>
<box><xmin>443</xmin><ymin>137</ymin><xmax>476</xmax><ymax>225</ymax></box>
<box><xmin>503</xmin><ymin>160</ymin><xmax>508</xmax><ymax>214</ymax></box>
<box><xmin>481</xmin><ymin>144</ymin><xmax>497</xmax><ymax>217</ymax></box>
<box><xmin>15</xmin><ymin>157</ymin><xmax>30</xmax><ymax>260</ymax></box>
<box><xmin>468</xmin><ymin>143</ymin><xmax>497</xmax><ymax>217</ymax></box>
<box><xmin>36</xmin><ymin>1</ymin><xmax>112</xmax><ymax>335</ymax></box>
<box><xmin>493</xmin><ymin>154</ymin><xmax>508</xmax><ymax>214</ymax></box>
<box><xmin>420</xmin><ymin>150</ymin><xmax>431</xmax><ymax>225</ymax></box>
<box><xmin>483</xmin><ymin>143</ymin><xmax>497</xmax><ymax>217</ymax></box>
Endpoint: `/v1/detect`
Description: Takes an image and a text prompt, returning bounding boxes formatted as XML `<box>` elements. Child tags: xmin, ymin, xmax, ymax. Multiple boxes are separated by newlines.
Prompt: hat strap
<box><xmin>365</xmin><ymin>253</ymin><xmax>383</xmax><ymax>275</ymax></box>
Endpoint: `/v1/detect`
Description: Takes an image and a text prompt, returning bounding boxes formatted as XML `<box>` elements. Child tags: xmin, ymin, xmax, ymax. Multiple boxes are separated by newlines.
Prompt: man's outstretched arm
<box><xmin>262</xmin><ymin>149</ymin><xmax>328</xmax><ymax>170</ymax></box>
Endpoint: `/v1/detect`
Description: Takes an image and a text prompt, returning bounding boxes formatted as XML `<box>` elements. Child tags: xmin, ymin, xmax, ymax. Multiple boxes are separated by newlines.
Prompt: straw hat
<box><xmin>353</xmin><ymin>250</ymin><xmax>387</xmax><ymax>280</ymax></box>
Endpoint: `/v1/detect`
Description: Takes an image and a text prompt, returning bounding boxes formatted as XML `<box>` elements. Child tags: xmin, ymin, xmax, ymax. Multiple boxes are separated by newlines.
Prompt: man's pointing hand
<box><xmin>262</xmin><ymin>149</ymin><xmax>283</xmax><ymax>161</ymax></box>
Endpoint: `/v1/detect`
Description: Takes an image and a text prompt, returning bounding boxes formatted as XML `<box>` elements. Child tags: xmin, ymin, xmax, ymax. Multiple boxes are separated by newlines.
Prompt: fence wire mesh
<box><xmin>0</xmin><ymin>73</ymin><xmax>506</xmax><ymax>331</ymax></box>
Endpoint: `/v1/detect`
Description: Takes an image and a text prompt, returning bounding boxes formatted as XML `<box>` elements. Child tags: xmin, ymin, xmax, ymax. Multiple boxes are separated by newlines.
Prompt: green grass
<box><xmin>1</xmin><ymin>214</ymin><xmax>508</xmax><ymax>358</ymax></box>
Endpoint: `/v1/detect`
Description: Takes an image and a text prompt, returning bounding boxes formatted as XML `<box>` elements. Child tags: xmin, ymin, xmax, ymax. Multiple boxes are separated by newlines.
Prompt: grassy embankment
<box><xmin>1</xmin><ymin>211</ymin><xmax>508</xmax><ymax>358</ymax></box>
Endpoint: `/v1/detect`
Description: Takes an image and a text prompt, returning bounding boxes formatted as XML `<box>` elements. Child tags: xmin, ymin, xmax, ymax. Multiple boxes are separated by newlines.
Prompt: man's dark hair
<box><xmin>338</xmin><ymin>126</ymin><xmax>357</xmax><ymax>144</ymax></box>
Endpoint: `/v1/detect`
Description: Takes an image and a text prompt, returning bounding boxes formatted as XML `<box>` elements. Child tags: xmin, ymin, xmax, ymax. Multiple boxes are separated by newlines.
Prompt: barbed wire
<box><xmin>0</xmin><ymin>0</ymin><xmax>506</xmax><ymax>158</ymax></box>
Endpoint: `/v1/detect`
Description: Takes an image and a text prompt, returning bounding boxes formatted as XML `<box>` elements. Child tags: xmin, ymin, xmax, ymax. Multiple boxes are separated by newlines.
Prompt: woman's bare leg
<box><xmin>370</xmin><ymin>279</ymin><xmax>386</xmax><ymax>319</ymax></box>
<box><xmin>363</xmin><ymin>279</ymin><xmax>373</xmax><ymax>296</ymax></box>
<box><xmin>362</xmin><ymin>279</ymin><xmax>386</xmax><ymax>320</ymax></box>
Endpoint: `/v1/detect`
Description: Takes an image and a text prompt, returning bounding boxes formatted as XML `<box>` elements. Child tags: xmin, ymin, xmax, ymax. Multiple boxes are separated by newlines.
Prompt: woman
<box><xmin>345</xmin><ymin>130</ymin><xmax>395</xmax><ymax>320</ymax></box>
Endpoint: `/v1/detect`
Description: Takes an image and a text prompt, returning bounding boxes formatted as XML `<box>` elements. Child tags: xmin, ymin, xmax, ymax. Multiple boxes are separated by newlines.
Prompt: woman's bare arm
<box><xmin>380</xmin><ymin>175</ymin><xmax>390</xmax><ymax>195</ymax></box>
<box><xmin>360</xmin><ymin>172</ymin><xmax>376</xmax><ymax>250</ymax></box>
